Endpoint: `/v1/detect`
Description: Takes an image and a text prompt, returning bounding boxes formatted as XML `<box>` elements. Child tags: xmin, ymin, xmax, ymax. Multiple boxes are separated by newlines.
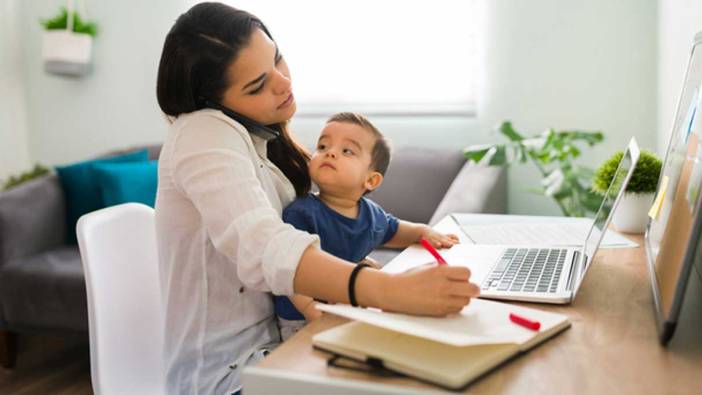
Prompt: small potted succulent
<box><xmin>40</xmin><ymin>3</ymin><xmax>97</xmax><ymax>77</ymax></box>
<box><xmin>592</xmin><ymin>150</ymin><xmax>662</xmax><ymax>233</ymax></box>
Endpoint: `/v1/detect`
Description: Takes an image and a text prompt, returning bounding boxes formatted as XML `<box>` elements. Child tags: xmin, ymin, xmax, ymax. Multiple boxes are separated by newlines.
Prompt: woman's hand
<box><xmin>294</xmin><ymin>246</ymin><xmax>478</xmax><ymax>317</ymax></box>
<box><xmin>373</xmin><ymin>263</ymin><xmax>481</xmax><ymax>316</ymax></box>
<box><xmin>420</xmin><ymin>227</ymin><xmax>460</xmax><ymax>249</ymax></box>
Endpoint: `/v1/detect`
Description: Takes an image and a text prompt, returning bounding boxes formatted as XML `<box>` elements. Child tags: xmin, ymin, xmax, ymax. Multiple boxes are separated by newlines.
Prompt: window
<box><xmin>190</xmin><ymin>1</ymin><xmax>481</xmax><ymax>116</ymax></box>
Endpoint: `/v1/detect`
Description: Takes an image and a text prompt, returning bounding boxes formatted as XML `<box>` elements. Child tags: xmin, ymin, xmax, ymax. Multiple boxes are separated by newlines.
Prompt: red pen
<box><xmin>419</xmin><ymin>238</ymin><xmax>447</xmax><ymax>265</ymax></box>
<box><xmin>509</xmin><ymin>312</ymin><xmax>541</xmax><ymax>331</ymax></box>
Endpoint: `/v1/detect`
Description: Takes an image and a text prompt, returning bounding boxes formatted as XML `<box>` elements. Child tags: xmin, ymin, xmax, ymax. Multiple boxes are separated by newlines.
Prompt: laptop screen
<box><xmin>576</xmin><ymin>140</ymin><xmax>639</xmax><ymax>287</ymax></box>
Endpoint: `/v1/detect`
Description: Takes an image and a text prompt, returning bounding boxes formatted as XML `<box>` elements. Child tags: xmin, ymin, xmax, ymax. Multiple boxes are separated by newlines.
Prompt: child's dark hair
<box><xmin>156</xmin><ymin>2</ymin><xmax>311</xmax><ymax>197</ymax></box>
<box><xmin>327</xmin><ymin>112</ymin><xmax>391</xmax><ymax>175</ymax></box>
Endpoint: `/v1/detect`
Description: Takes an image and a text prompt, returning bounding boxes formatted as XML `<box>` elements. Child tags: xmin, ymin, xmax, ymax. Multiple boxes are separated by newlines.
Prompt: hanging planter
<box><xmin>40</xmin><ymin>1</ymin><xmax>97</xmax><ymax>77</ymax></box>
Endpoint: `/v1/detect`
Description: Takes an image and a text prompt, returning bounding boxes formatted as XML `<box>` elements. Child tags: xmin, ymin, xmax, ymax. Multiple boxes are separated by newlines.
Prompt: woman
<box><xmin>155</xmin><ymin>3</ymin><xmax>480</xmax><ymax>394</ymax></box>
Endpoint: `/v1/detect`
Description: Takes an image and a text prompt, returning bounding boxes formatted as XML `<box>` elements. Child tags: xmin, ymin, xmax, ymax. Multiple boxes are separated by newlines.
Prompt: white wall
<box><xmin>19</xmin><ymin>0</ymin><xmax>179</xmax><ymax>165</ymax></box>
<box><xmin>294</xmin><ymin>0</ymin><xmax>658</xmax><ymax>215</ymax></box>
<box><xmin>0</xmin><ymin>0</ymin><xmax>31</xmax><ymax>181</ymax></box>
<box><xmin>16</xmin><ymin>0</ymin><xmax>657</xmax><ymax>215</ymax></box>
<box><xmin>486</xmin><ymin>0</ymin><xmax>657</xmax><ymax>215</ymax></box>
<box><xmin>657</xmin><ymin>0</ymin><xmax>702</xmax><ymax>154</ymax></box>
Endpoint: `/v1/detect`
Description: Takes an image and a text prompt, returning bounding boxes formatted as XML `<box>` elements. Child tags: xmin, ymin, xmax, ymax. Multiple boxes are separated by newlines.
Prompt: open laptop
<box><xmin>384</xmin><ymin>137</ymin><xmax>640</xmax><ymax>304</ymax></box>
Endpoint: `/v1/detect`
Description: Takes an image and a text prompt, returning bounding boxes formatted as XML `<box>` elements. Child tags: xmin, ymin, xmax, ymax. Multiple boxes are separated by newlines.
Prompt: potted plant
<box><xmin>592</xmin><ymin>150</ymin><xmax>662</xmax><ymax>233</ymax></box>
<box><xmin>464</xmin><ymin>121</ymin><xmax>604</xmax><ymax>217</ymax></box>
<box><xmin>40</xmin><ymin>2</ymin><xmax>97</xmax><ymax>77</ymax></box>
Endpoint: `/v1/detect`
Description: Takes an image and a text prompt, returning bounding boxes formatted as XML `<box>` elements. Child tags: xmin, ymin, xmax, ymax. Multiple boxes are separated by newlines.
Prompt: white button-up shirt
<box><xmin>155</xmin><ymin>109</ymin><xmax>320</xmax><ymax>394</ymax></box>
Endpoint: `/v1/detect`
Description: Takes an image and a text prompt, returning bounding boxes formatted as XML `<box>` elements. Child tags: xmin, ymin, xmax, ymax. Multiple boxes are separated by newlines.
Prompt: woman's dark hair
<box><xmin>156</xmin><ymin>2</ymin><xmax>311</xmax><ymax>196</ymax></box>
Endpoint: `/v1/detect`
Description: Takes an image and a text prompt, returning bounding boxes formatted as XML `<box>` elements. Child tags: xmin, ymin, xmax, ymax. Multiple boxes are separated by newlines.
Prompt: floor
<box><xmin>0</xmin><ymin>333</ymin><xmax>92</xmax><ymax>394</ymax></box>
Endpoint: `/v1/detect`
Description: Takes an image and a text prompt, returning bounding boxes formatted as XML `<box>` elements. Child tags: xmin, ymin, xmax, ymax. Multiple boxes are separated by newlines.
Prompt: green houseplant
<box><xmin>592</xmin><ymin>150</ymin><xmax>661</xmax><ymax>233</ymax></box>
<box><xmin>41</xmin><ymin>7</ymin><xmax>98</xmax><ymax>36</ymax></box>
<box><xmin>464</xmin><ymin>121</ymin><xmax>604</xmax><ymax>217</ymax></box>
<box><xmin>2</xmin><ymin>164</ymin><xmax>51</xmax><ymax>191</ymax></box>
<box><xmin>40</xmin><ymin>4</ymin><xmax>98</xmax><ymax>77</ymax></box>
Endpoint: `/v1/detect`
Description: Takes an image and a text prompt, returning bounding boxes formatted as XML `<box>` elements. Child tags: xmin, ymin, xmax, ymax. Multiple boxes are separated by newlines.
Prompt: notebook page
<box><xmin>317</xmin><ymin>298</ymin><xmax>568</xmax><ymax>347</ymax></box>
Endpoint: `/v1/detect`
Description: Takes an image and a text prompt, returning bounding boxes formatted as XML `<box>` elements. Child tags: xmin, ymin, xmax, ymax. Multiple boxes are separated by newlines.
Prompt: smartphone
<box><xmin>202</xmin><ymin>99</ymin><xmax>280</xmax><ymax>141</ymax></box>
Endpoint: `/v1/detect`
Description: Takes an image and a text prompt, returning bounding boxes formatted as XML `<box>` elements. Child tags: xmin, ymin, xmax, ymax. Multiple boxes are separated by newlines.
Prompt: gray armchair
<box><xmin>0</xmin><ymin>145</ymin><xmax>506</xmax><ymax>368</ymax></box>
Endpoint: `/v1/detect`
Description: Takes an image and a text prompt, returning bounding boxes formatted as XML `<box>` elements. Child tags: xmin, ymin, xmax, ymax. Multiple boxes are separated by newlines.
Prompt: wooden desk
<box><xmin>244</xmin><ymin>218</ymin><xmax>702</xmax><ymax>394</ymax></box>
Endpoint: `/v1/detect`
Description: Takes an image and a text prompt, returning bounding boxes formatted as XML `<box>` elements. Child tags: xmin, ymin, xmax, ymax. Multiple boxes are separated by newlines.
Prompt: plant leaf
<box><xmin>463</xmin><ymin>145</ymin><xmax>493</xmax><ymax>163</ymax></box>
<box><xmin>488</xmin><ymin>145</ymin><xmax>508</xmax><ymax>166</ymax></box>
<box><xmin>499</xmin><ymin>121</ymin><xmax>524</xmax><ymax>142</ymax></box>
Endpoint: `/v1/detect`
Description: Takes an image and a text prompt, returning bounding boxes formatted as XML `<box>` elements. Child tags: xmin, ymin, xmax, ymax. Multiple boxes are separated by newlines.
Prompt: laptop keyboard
<box><xmin>481</xmin><ymin>248</ymin><xmax>567</xmax><ymax>293</ymax></box>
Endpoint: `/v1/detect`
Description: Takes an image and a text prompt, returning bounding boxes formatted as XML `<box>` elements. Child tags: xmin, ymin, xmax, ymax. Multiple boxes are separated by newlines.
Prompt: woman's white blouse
<box><xmin>155</xmin><ymin>109</ymin><xmax>320</xmax><ymax>394</ymax></box>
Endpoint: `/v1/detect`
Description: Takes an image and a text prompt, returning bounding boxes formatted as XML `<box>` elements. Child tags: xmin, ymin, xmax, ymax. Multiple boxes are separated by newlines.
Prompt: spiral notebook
<box><xmin>312</xmin><ymin>299</ymin><xmax>570</xmax><ymax>390</ymax></box>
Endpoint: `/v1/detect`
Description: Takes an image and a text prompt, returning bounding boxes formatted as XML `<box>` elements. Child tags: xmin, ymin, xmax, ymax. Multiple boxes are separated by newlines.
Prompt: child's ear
<box><xmin>364</xmin><ymin>171</ymin><xmax>384</xmax><ymax>192</ymax></box>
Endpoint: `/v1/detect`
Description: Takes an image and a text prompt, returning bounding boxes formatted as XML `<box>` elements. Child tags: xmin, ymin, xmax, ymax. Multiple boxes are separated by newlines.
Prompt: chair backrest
<box><xmin>76</xmin><ymin>203</ymin><xmax>165</xmax><ymax>395</ymax></box>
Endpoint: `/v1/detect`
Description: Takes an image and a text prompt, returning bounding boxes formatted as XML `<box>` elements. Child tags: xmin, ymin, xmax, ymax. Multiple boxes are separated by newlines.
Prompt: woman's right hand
<box><xmin>378</xmin><ymin>263</ymin><xmax>481</xmax><ymax>316</ymax></box>
<box><xmin>294</xmin><ymin>246</ymin><xmax>479</xmax><ymax>317</ymax></box>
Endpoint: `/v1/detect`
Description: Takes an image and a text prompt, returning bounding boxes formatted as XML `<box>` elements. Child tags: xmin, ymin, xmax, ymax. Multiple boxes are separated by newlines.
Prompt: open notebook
<box><xmin>312</xmin><ymin>299</ymin><xmax>570</xmax><ymax>390</ymax></box>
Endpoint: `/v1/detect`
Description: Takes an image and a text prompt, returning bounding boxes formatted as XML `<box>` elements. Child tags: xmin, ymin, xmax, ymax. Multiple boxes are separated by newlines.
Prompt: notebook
<box><xmin>312</xmin><ymin>299</ymin><xmax>570</xmax><ymax>390</ymax></box>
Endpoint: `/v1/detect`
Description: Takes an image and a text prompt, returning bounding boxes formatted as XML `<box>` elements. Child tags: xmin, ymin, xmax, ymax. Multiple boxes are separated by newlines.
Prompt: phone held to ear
<box><xmin>202</xmin><ymin>99</ymin><xmax>280</xmax><ymax>141</ymax></box>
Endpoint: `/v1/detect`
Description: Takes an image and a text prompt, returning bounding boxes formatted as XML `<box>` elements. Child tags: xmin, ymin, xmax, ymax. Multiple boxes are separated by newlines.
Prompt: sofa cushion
<box><xmin>0</xmin><ymin>174</ymin><xmax>66</xmax><ymax>266</ymax></box>
<box><xmin>0</xmin><ymin>246</ymin><xmax>87</xmax><ymax>332</ymax></box>
<box><xmin>56</xmin><ymin>149</ymin><xmax>149</xmax><ymax>244</ymax></box>
<box><xmin>428</xmin><ymin>163</ymin><xmax>507</xmax><ymax>225</ymax></box>
<box><xmin>102</xmin><ymin>144</ymin><xmax>162</xmax><ymax>161</ymax></box>
<box><xmin>367</xmin><ymin>147</ymin><xmax>465</xmax><ymax>224</ymax></box>
<box><xmin>94</xmin><ymin>160</ymin><xmax>159</xmax><ymax>208</ymax></box>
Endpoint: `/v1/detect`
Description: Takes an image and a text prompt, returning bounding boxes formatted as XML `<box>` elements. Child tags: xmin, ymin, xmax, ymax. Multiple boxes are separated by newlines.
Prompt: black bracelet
<box><xmin>348</xmin><ymin>263</ymin><xmax>371</xmax><ymax>307</ymax></box>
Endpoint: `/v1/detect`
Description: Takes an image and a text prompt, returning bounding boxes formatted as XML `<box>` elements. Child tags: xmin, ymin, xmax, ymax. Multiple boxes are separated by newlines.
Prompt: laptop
<box><xmin>384</xmin><ymin>137</ymin><xmax>640</xmax><ymax>304</ymax></box>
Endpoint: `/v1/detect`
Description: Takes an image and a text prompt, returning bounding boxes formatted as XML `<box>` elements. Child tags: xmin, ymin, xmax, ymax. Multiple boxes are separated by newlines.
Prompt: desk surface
<box><xmin>245</xmin><ymin>216</ymin><xmax>702</xmax><ymax>394</ymax></box>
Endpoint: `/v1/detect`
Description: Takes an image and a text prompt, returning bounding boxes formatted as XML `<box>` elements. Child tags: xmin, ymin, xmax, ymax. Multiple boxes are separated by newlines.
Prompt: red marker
<box><xmin>420</xmin><ymin>238</ymin><xmax>447</xmax><ymax>265</ymax></box>
<box><xmin>509</xmin><ymin>313</ymin><xmax>541</xmax><ymax>331</ymax></box>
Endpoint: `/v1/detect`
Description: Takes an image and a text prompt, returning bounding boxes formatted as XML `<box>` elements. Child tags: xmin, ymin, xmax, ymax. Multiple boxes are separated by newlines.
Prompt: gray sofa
<box><xmin>0</xmin><ymin>145</ymin><xmax>506</xmax><ymax>368</ymax></box>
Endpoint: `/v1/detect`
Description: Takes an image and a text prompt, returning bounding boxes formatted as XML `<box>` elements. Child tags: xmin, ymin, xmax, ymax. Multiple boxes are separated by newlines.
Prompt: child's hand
<box><xmin>360</xmin><ymin>256</ymin><xmax>382</xmax><ymax>269</ymax></box>
<box><xmin>301</xmin><ymin>301</ymin><xmax>323</xmax><ymax>322</ymax></box>
<box><xmin>420</xmin><ymin>227</ymin><xmax>460</xmax><ymax>249</ymax></box>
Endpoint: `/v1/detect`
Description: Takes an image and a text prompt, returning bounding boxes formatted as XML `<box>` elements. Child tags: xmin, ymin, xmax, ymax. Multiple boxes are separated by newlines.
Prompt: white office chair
<box><xmin>76</xmin><ymin>203</ymin><xmax>165</xmax><ymax>395</ymax></box>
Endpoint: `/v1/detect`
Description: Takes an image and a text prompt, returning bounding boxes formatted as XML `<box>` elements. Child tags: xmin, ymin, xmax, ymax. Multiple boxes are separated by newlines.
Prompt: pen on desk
<box><xmin>509</xmin><ymin>312</ymin><xmax>541</xmax><ymax>331</ymax></box>
<box><xmin>419</xmin><ymin>238</ymin><xmax>447</xmax><ymax>265</ymax></box>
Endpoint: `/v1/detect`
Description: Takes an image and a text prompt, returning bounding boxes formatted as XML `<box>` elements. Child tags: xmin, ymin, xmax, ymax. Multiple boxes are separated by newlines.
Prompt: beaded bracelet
<box><xmin>348</xmin><ymin>263</ymin><xmax>371</xmax><ymax>307</ymax></box>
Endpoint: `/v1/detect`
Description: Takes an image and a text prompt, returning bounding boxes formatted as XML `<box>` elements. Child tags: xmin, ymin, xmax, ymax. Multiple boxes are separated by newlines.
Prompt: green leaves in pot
<box><xmin>40</xmin><ymin>7</ymin><xmax>98</xmax><ymax>37</ymax></box>
<box><xmin>592</xmin><ymin>150</ymin><xmax>661</xmax><ymax>195</ymax></box>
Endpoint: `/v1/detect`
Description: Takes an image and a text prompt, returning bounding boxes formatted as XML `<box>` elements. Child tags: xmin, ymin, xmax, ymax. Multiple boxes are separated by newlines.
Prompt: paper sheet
<box><xmin>459</xmin><ymin>222</ymin><xmax>637</xmax><ymax>248</ymax></box>
<box><xmin>317</xmin><ymin>299</ymin><xmax>568</xmax><ymax>347</ymax></box>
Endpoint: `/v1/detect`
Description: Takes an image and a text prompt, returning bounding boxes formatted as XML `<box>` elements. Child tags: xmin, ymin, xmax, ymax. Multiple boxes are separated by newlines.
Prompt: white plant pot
<box><xmin>611</xmin><ymin>192</ymin><xmax>654</xmax><ymax>234</ymax></box>
<box><xmin>42</xmin><ymin>30</ymin><xmax>93</xmax><ymax>77</ymax></box>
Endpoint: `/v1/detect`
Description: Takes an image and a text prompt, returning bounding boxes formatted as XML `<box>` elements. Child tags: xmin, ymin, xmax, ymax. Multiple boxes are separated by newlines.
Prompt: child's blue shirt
<box><xmin>274</xmin><ymin>193</ymin><xmax>399</xmax><ymax>321</ymax></box>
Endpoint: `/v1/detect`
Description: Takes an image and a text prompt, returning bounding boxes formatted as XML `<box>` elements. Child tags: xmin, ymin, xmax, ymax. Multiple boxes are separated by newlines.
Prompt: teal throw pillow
<box><xmin>93</xmin><ymin>160</ymin><xmax>158</xmax><ymax>208</ymax></box>
<box><xmin>56</xmin><ymin>149</ymin><xmax>149</xmax><ymax>244</ymax></box>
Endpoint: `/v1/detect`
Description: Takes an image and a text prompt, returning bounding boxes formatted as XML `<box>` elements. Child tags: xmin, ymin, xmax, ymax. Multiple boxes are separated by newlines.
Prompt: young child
<box><xmin>274</xmin><ymin>112</ymin><xmax>460</xmax><ymax>340</ymax></box>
